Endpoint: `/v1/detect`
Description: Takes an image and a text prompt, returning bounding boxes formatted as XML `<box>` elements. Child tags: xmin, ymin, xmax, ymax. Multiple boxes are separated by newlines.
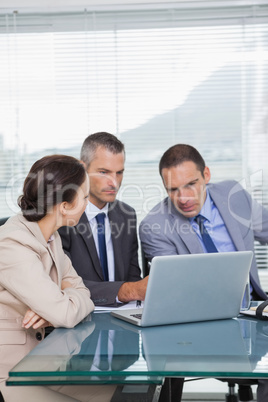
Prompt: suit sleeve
<box><xmin>123</xmin><ymin>209</ymin><xmax>142</xmax><ymax>281</ymax></box>
<box><xmin>59</xmin><ymin>208</ymin><xmax>141</xmax><ymax>307</ymax></box>
<box><xmin>59</xmin><ymin>225</ymin><xmax>121</xmax><ymax>305</ymax></box>
<box><xmin>82</xmin><ymin>210</ymin><xmax>141</xmax><ymax>306</ymax></box>
<box><xmin>229</xmin><ymin>182</ymin><xmax>268</xmax><ymax>244</ymax></box>
<box><xmin>0</xmin><ymin>234</ymin><xmax>94</xmax><ymax>328</ymax></box>
<box><xmin>250</xmin><ymin>196</ymin><xmax>268</xmax><ymax>244</ymax></box>
<box><xmin>139</xmin><ymin>217</ymin><xmax>180</xmax><ymax>261</ymax></box>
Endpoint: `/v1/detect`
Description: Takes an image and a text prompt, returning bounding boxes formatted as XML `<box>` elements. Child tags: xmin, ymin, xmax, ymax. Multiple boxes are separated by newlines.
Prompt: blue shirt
<box><xmin>190</xmin><ymin>190</ymin><xmax>236</xmax><ymax>253</ymax></box>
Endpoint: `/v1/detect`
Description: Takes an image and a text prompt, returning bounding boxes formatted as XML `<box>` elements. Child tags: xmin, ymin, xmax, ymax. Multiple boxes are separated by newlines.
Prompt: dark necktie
<box><xmin>195</xmin><ymin>214</ymin><xmax>218</xmax><ymax>253</ymax></box>
<box><xmin>95</xmin><ymin>213</ymin><xmax>109</xmax><ymax>281</ymax></box>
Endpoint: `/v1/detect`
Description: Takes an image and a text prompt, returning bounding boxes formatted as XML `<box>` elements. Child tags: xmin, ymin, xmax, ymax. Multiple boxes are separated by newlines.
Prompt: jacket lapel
<box><xmin>75</xmin><ymin>212</ymin><xmax>104</xmax><ymax>280</ymax></box>
<box><xmin>108</xmin><ymin>203</ymin><xmax>124</xmax><ymax>280</ymax></box>
<box><xmin>18</xmin><ymin>214</ymin><xmax>60</xmax><ymax>284</ymax></box>
<box><xmin>209</xmin><ymin>185</ymin><xmax>245</xmax><ymax>252</ymax></box>
<box><xmin>46</xmin><ymin>237</ymin><xmax>60</xmax><ymax>284</ymax></box>
<box><xmin>169</xmin><ymin>201</ymin><xmax>204</xmax><ymax>254</ymax></box>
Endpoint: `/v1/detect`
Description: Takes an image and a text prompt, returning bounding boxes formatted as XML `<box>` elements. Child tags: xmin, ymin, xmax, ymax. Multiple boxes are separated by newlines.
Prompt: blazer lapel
<box><xmin>76</xmin><ymin>212</ymin><xmax>104</xmax><ymax>280</ymax></box>
<box><xmin>169</xmin><ymin>201</ymin><xmax>204</xmax><ymax>254</ymax></box>
<box><xmin>209</xmin><ymin>186</ymin><xmax>246</xmax><ymax>252</ymax></box>
<box><xmin>108</xmin><ymin>203</ymin><xmax>125</xmax><ymax>280</ymax></box>
<box><xmin>18</xmin><ymin>215</ymin><xmax>60</xmax><ymax>284</ymax></box>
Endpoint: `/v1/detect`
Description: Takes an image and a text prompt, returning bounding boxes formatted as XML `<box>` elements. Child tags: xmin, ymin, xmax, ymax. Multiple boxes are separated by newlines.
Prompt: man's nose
<box><xmin>178</xmin><ymin>196</ymin><xmax>188</xmax><ymax>205</ymax></box>
<box><xmin>107</xmin><ymin>173</ymin><xmax>118</xmax><ymax>187</ymax></box>
<box><xmin>177</xmin><ymin>189</ymin><xmax>189</xmax><ymax>204</ymax></box>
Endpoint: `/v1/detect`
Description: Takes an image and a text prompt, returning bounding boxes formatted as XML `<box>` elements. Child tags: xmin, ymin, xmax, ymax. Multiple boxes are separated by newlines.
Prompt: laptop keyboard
<box><xmin>131</xmin><ymin>314</ymin><xmax>142</xmax><ymax>319</ymax></box>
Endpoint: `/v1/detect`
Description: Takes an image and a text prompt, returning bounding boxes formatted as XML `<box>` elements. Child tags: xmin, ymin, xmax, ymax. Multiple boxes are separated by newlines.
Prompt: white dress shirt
<box><xmin>85</xmin><ymin>201</ymin><xmax>115</xmax><ymax>282</ymax></box>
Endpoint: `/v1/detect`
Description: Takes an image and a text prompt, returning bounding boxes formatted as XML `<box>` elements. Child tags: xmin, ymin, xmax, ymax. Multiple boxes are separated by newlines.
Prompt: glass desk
<box><xmin>7</xmin><ymin>312</ymin><xmax>268</xmax><ymax>388</ymax></box>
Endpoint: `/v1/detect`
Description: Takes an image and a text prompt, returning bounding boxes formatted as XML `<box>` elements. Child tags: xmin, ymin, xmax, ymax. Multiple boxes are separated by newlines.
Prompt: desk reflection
<box><xmin>25</xmin><ymin>313</ymin><xmax>140</xmax><ymax>376</ymax></box>
<box><xmin>9</xmin><ymin>313</ymin><xmax>268</xmax><ymax>382</ymax></box>
<box><xmin>113</xmin><ymin>317</ymin><xmax>252</xmax><ymax>374</ymax></box>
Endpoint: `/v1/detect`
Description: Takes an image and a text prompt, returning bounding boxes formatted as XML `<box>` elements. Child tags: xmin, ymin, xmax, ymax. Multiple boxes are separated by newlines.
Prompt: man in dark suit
<box><xmin>59</xmin><ymin>132</ymin><xmax>148</xmax><ymax>306</ymax></box>
<box><xmin>59</xmin><ymin>135</ymin><xmax>185</xmax><ymax>401</ymax></box>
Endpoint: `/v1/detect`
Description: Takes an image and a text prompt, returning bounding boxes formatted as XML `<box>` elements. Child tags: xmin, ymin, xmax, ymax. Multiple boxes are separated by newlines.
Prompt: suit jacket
<box><xmin>58</xmin><ymin>200</ymin><xmax>141</xmax><ymax>306</ymax></box>
<box><xmin>0</xmin><ymin>214</ymin><xmax>94</xmax><ymax>381</ymax></box>
<box><xmin>139</xmin><ymin>180</ymin><xmax>268</xmax><ymax>298</ymax></box>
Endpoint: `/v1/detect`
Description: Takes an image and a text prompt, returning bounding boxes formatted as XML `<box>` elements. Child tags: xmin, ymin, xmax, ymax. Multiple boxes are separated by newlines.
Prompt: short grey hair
<box><xmin>80</xmin><ymin>132</ymin><xmax>125</xmax><ymax>168</ymax></box>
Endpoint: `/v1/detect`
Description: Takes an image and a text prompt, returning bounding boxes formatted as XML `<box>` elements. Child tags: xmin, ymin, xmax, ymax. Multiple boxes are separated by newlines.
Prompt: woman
<box><xmin>0</xmin><ymin>155</ymin><xmax>115</xmax><ymax>401</ymax></box>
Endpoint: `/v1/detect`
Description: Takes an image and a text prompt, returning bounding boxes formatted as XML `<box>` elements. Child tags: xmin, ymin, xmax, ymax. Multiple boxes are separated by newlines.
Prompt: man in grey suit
<box><xmin>140</xmin><ymin>143</ymin><xmax>268</xmax><ymax>300</ymax></box>
<box><xmin>139</xmin><ymin>143</ymin><xmax>268</xmax><ymax>402</ymax></box>
<box><xmin>59</xmin><ymin>132</ymin><xmax>148</xmax><ymax>306</ymax></box>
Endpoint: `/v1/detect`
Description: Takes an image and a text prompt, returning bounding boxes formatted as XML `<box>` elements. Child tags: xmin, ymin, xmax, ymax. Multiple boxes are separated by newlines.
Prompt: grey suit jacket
<box><xmin>139</xmin><ymin>180</ymin><xmax>268</xmax><ymax>297</ymax></box>
<box><xmin>58</xmin><ymin>200</ymin><xmax>141</xmax><ymax>306</ymax></box>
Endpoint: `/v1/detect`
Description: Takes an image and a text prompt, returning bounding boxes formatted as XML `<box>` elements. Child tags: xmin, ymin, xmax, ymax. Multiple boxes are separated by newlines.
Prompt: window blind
<box><xmin>1</xmin><ymin>3</ymin><xmax>268</xmax><ymax>284</ymax></box>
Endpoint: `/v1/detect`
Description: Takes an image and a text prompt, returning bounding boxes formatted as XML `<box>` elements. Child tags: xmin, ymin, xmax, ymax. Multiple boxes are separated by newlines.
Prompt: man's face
<box><xmin>85</xmin><ymin>146</ymin><xmax>125</xmax><ymax>209</ymax></box>
<box><xmin>161</xmin><ymin>161</ymin><xmax>211</xmax><ymax>218</ymax></box>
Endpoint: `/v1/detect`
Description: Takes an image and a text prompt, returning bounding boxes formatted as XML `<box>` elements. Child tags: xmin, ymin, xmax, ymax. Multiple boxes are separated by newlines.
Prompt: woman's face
<box><xmin>62</xmin><ymin>175</ymin><xmax>89</xmax><ymax>226</ymax></box>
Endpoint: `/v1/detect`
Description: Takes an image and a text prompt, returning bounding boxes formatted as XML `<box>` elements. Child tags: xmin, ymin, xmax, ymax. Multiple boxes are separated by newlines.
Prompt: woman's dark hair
<box><xmin>18</xmin><ymin>155</ymin><xmax>86</xmax><ymax>222</ymax></box>
<box><xmin>159</xmin><ymin>144</ymin><xmax>206</xmax><ymax>177</ymax></box>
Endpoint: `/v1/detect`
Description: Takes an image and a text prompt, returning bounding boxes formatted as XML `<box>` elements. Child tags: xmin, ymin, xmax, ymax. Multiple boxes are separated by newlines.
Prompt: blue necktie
<box><xmin>195</xmin><ymin>214</ymin><xmax>218</xmax><ymax>253</ymax></box>
<box><xmin>95</xmin><ymin>213</ymin><xmax>109</xmax><ymax>281</ymax></box>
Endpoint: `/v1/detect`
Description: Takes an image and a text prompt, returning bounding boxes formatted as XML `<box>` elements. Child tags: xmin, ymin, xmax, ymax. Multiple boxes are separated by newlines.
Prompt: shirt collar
<box><xmin>198</xmin><ymin>189</ymin><xmax>213</xmax><ymax>222</ymax></box>
<box><xmin>85</xmin><ymin>201</ymin><xmax>109</xmax><ymax>223</ymax></box>
<box><xmin>189</xmin><ymin>189</ymin><xmax>213</xmax><ymax>223</ymax></box>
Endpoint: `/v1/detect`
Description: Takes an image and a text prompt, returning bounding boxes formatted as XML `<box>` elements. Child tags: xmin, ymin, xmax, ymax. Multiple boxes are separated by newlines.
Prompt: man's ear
<box><xmin>203</xmin><ymin>166</ymin><xmax>211</xmax><ymax>184</ymax></box>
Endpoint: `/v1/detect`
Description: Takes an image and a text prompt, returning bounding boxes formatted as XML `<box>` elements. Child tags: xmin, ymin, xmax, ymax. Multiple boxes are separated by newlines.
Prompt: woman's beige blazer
<box><xmin>0</xmin><ymin>214</ymin><xmax>94</xmax><ymax>380</ymax></box>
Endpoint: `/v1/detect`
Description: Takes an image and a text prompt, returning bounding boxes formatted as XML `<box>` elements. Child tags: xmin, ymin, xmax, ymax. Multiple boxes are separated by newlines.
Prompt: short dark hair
<box><xmin>159</xmin><ymin>144</ymin><xmax>206</xmax><ymax>177</ymax></box>
<box><xmin>18</xmin><ymin>155</ymin><xmax>86</xmax><ymax>222</ymax></box>
<box><xmin>80</xmin><ymin>132</ymin><xmax>125</xmax><ymax>168</ymax></box>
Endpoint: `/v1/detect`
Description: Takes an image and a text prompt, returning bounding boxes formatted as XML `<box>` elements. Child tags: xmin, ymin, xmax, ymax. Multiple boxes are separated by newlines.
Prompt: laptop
<box><xmin>111</xmin><ymin>251</ymin><xmax>253</xmax><ymax>327</ymax></box>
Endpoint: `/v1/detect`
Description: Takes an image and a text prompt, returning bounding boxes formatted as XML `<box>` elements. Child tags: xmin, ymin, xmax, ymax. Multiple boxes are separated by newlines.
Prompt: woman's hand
<box><xmin>61</xmin><ymin>280</ymin><xmax>72</xmax><ymax>290</ymax></box>
<box><xmin>22</xmin><ymin>309</ymin><xmax>51</xmax><ymax>329</ymax></box>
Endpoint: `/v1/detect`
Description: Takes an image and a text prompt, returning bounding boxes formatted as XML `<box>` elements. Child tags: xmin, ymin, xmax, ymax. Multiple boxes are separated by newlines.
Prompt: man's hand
<box><xmin>22</xmin><ymin>309</ymin><xmax>51</xmax><ymax>329</ymax></box>
<box><xmin>117</xmin><ymin>276</ymin><xmax>149</xmax><ymax>302</ymax></box>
